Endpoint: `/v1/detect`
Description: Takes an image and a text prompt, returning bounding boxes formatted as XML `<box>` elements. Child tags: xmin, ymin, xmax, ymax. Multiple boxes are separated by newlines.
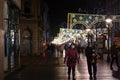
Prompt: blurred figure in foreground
<box><xmin>110</xmin><ymin>42</ymin><xmax>120</xmax><ymax>71</ymax></box>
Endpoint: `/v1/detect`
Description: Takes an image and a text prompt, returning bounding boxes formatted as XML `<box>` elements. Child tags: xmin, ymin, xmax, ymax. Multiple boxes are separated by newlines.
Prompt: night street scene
<box><xmin>0</xmin><ymin>0</ymin><xmax>120</xmax><ymax>80</ymax></box>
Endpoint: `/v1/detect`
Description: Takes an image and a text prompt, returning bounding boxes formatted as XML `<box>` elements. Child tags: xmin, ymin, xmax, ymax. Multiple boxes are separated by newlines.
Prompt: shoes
<box><xmin>94</xmin><ymin>76</ymin><xmax>96</xmax><ymax>79</ymax></box>
<box><xmin>110</xmin><ymin>67</ymin><xmax>113</xmax><ymax>70</ymax></box>
<box><xmin>68</xmin><ymin>75</ymin><xmax>70</xmax><ymax>80</ymax></box>
<box><xmin>89</xmin><ymin>75</ymin><xmax>92</xmax><ymax>79</ymax></box>
<box><xmin>73</xmin><ymin>75</ymin><xmax>76</xmax><ymax>80</ymax></box>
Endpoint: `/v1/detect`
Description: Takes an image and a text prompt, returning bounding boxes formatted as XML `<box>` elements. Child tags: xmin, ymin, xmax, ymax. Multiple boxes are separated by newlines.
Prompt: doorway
<box><xmin>22</xmin><ymin>28</ymin><xmax>32</xmax><ymax>56</ymax></box>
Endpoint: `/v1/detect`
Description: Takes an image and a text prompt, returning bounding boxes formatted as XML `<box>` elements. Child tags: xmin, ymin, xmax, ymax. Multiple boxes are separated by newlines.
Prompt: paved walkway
<box><xmin>4</xmin><ymin>54</ymin><xmax>120</xmax><ymax>80</ymax></box>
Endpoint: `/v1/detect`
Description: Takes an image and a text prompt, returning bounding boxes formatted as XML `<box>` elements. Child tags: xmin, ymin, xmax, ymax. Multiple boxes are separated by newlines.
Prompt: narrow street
<box><xmin>5</xmin><ymin>53</ymin><xmax>120</xmax><ymax>80</ymax></box>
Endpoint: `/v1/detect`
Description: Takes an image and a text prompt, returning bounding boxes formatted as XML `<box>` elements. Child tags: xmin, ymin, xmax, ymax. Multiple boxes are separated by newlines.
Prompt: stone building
<box><xmin>0</xmin><ymin>0</ymin><xmax>21</xmax><ymax>79</ymax></box>
<box><xmin>20</xmin><ymin>0</ymin><xmax>44</xmax><ymax>56</ymax></box>
<box><xmin>0</xmin><ymin>0</ymin><xmax>44</xmax><ymax>79</ymax></box>
<box><xmin>106</xmin><ymin>0</ymin><xmax>120</xmax><ymax>37</ymax></box>
<box><xmin>0</xmin><ymin>0</ymin><xmax>4</xmax><ymax>79</ymax></box>
<box><xmin>106</xmin><ymin>0</ymin><xmax>120</xmax><ymax>15</ymax></box>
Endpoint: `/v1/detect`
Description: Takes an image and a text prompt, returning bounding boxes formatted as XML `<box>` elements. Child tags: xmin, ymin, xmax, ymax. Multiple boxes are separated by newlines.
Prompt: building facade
<box><xmin>0</xmin><ymin>0</ymin><xmax>45</xmax><ymax>79</ymax></box>
<box><xmin>0</xmin><ymin>0</ymin><xmax>21</xmax><ymax>79</ymax></box>
<box><xmin>20</xmin><ymin>0</ymin><xmax>44</xmax><ymax>56</ymax></box>
<box><xmin>106</xmin><ymin>0</ymin><xmax>120</xmax><ymax>37</ymax></box>
<box><xmin>3</xmin><ymin>0</ymin><xmax>21</xmax><ymax>75</ymax></box>
<box><xmin>106</xmin><ymin>0</ymin><xmax>120</xmax><ymax>15</ymax></box>
<box><xmin>0</xmin><ymin>0</ymin><xmax>4</xmax><ymax>79</ymax></box>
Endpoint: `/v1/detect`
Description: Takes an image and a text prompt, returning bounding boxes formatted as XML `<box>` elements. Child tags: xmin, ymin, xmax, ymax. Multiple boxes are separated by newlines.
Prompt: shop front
<box><xmin>4</xmin><ymin>0</ymin><xmax>20</xmax><ymax>72</ymax></box>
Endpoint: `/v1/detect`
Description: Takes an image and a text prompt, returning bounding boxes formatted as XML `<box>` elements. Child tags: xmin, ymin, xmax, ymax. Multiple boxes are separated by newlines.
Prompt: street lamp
<box><xmin>105</xmin><ymin>17</ymin><xmax>112</xmax><ymax>62</ymax></box>
<box><xmin>105</xmin><ymin>18</ymin><xmax>112</xmax><ymax>23</ymax></box>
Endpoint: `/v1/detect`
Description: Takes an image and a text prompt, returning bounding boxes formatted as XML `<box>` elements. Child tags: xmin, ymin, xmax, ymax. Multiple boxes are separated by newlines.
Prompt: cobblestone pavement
<box><xmin>4</xmin><ymin>54</ymin><xmax>120</xmax><ymax>80</ymax></box>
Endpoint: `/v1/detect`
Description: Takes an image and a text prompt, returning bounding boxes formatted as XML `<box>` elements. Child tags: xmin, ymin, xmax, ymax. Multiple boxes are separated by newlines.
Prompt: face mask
<box><xmin>89</xmin><ymin>45</ymin><xmax>92</xmax><ymax>47</ymax></box>
<box><xmin>71</xmin><ymin>45</ymin><xmax>75</xmax><ymax>48</ymax></box>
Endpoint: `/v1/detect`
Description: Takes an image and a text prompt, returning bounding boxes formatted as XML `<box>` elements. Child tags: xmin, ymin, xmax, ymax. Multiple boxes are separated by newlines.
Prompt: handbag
<box><xmin>69</xmin><ymin>57</ymin><xmax>76</xmax><ymax>63</ymax></box>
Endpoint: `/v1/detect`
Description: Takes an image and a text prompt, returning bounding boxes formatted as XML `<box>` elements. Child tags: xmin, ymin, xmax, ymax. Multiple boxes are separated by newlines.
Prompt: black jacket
<box><xmin>85</xmin><ymin>46</ymin><xmax>97</xmax><ymax>63</ymax></box>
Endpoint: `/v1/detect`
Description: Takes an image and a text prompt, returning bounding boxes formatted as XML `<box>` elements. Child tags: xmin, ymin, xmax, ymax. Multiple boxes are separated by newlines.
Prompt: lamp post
<box><xmin>105</xmin><ymin>17</ymin><xmax>112</xmax><ymax>62</ymax></box>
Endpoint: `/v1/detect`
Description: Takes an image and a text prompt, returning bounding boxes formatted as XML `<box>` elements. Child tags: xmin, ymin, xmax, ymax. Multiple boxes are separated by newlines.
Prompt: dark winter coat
<box><xmin>85</xmin><ymin>46</ymin><xmax>97</xmax><ymax>63</ymax></box>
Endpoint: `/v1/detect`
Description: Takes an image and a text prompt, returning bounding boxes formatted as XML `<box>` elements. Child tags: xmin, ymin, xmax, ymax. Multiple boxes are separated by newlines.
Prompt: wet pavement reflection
<box><xmin>5</xmin><ymin>54</ymin><xmax>120</xmax><ymax>80</ymax></box>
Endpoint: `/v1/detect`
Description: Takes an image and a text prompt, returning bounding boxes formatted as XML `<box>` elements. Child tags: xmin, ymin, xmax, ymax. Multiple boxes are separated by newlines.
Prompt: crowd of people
<box><xmin>43</xmin><ymin>41</ymin><xmax>120</xmax><ymax>80</ymax></box>
<box><xmin>63</xmin><ymin>41</ymin><xmax>120</xmax><ymax>80</ymax></box>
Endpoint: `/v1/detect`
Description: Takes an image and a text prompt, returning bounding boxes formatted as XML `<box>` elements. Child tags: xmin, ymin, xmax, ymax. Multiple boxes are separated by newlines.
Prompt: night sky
<box><xmin>44</xmin><ymin>0</ymin><xmax>105</xmax><ymax>36</ymax></box>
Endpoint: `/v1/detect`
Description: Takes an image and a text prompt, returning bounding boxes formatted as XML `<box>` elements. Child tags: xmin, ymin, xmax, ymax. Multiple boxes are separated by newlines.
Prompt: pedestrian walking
<box><xmin>76</xmin><ymin>43</ymin><xmax>82</xmax><ymax>59</ymax></box>
<box><xmin>85</xmin><ymin>44</ymin><xmax>98</xmax><ymax>79</ymax></box>
<box><xmin>110</xmin><ymin>42</ymin><xmax>120</xmax><ymax>70</ymax></box>
<box><xmin>64</xmin><ymin>43</ymin><xmax>79</xmax><ymax>80</ymax></box>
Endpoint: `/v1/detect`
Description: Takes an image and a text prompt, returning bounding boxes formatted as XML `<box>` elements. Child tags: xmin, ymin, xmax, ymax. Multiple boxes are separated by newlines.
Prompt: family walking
<box><xmin>64</xmin><ymin>42</ymin><xmax>98</xmax><ymax>80</ymax></box>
